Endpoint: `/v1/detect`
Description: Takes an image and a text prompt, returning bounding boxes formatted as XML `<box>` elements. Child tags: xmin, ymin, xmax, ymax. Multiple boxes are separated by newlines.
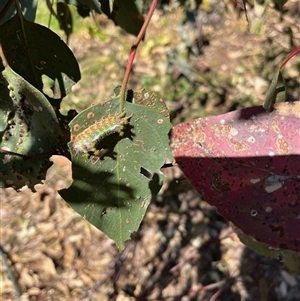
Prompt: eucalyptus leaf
<box><xmin>0</xmin><ymin>63</ymin><xmax>63</xmax><ymax>189</ymax></box>
<box><xmin>60</xmin><ymin>90</ymin><xmax>173</xmax><ymax>249</ymax></box>
<box><xmin>0</xmin><ymin>13</ymin><xmax>80</xmax><ymax>101</ymax></box>
<box><xmin>0</xmin><ymin>0</ymin><xmax>37</xmax><ymax>25</ymax></box>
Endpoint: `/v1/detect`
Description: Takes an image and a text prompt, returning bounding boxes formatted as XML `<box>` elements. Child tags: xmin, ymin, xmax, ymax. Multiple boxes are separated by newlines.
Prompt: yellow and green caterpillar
<box><xmin>72</xmin><ymin>112</ymin><xmax>131</xmax><ymax>156</ymax></box>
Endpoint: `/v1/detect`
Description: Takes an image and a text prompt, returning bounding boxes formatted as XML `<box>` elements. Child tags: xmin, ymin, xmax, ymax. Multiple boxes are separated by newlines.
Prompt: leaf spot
<box><xmin>265</xmin><ymin>181</ymin><xmax>283</xmax><ymax>193</ymax></box>
<box><xmin>212</xmin><ymin>124</ymin><xmax>232</xmax><ymax>137</ymax></box>
<box><xmin>250</xmin><ymin>210</ymin><xmax>258</xmax><ymax>217</ymax></box>
<box><xmin>229</xmin><ymin>138</ymin><xmax>249</xmax><ymax>152</ymax></box>
<box><xmin>272</xmin><ymin>120</ymin><xmax>281</xmax><ymax>133</ymax></box>
<box><xmin>247</xmin><ymin>136</ymin><xmax>256</xmax><ymax>143</ymax></box>
<box><xmin>87</xmin><ymin>112</ymin><xmax>95</xmax><ymax>119</ymax></box>
<box><xmin>90</xmin><ymin>156</ymin><xmax>100</xmax><ymax>165</ymax></box>
<box><xmin>230</xmin><ymin>128</ymin><xmax>238</xmax><ymax>136</ymax></box>
<box><xmin>73</xmin><ymin>124</ymin><xmax>80</xmax><ymax>131</ymax></box>
<box><xmin>265</xmin><ymin>206</ymin><xmax>272</xmax><ymax>213</ymax></box>
<box><xmin>276</xmin><ymin>138</ymin><xmax>290</xmax><ymax>154</ymax></box>
<box><xmin>268</xmin><ymin>151</ymin><xmax>275</xmax><ymax>157</ymax></box>
<box><xmin>250</xmin><ymin>178</ymin><xmax>261</xmax><ymax>184</ymax></box>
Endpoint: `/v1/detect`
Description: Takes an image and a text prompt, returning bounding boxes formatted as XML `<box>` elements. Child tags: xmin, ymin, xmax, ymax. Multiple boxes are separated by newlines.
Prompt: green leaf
<box><xmin>0</xmin><ymin>63</ymin><xmax>63</xmax><ymax>189</ymax></box>
<box><xmin>76</xmin><ymin>5</ymin><xmax>91</xmax><ymax>18</ymax></box>
<box><xmin>100</xmin><ymin>0</ymin><xmax>144</xmax><ymax>36</ymax></box>
<box><xmin>235</xmin><ymin>226</ymin><xmax>300</xmax><ymax>274</ymax></box>
<box><xmin>56</xmin><ymin>2</ymin><xmax>73</xmax><ymax>41</ymax></box>
<box><xmin>131</xmin><ymin>88</ymin><xmax>171</xmax><ymax>118</ymax></box>
<box><xmin>263</xmin><ymin>46</ymin><xmax>300</xmax><ymax>111</ymax></box>
<box><xmin>0</xmin><ymin>0</ymin><xmax>37</xmax><ymax>25</ymax></box>
<box><xmin>59</xmin><ymin>0</ymin><xmax>102</xmax><ymax>14</ymax></box>
<box><xmin>0</xmin><ymin>13</ymin><xmax>80</xmax><ymax>102</ymax></box>
<box><xmin>60</xmin><ymin>90</ymin><xmax>173</xmax><ymax>249</ymax></box>
<box><xmin>263</xmin><ymin>69</ymin><xmax>286</xmax><ymax>112</ymax></box>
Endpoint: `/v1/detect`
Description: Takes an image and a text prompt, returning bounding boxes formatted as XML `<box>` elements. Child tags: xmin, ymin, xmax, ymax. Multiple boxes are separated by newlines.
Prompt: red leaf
<box><xmin>170</xmin><ymin>101</ymin><xmax>300</xmax><ymax>251</ymax></box>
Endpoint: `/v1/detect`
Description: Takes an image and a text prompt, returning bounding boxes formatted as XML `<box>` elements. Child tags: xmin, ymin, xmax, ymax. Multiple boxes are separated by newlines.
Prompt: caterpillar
<box><xmin>72</xmin><ymin>112</ymin><xmax>132</xmax><ymax>155</ymax></box>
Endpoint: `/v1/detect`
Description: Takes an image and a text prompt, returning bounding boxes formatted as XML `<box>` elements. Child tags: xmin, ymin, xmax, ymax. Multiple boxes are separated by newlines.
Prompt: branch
<box><xmin>119</xmin><ymin>0</ymin><xmax>159</xmax><ymax>111</ymax></box>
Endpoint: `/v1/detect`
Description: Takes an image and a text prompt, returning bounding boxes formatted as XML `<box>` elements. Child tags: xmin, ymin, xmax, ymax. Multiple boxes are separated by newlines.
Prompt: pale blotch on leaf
<box><xmin>250</xmin><ymin>210</ymin><xmax>258</xmax><ymax>217</ymax></box>
<box><xmin>73</xmin><ymin>124</ymin><xmax>80</xmax><ymax>132</ymax></box>
<box><xmin>265</xmin><ymin>181</ymin><xmax>283</xmax><ymax>193</ymax></box>
<box><xmin>229</xmin><ymin>138</ymin><xmax>249</xmax><ymax>152</ymax></box>
<box><xmin>247</xmin><ymin>136</ymin><xmax>256</xmax><ymax>143</ymax></box>
<box><xmin>230</xmin><ymin>127</ymin><xmax>238</xmax><ymax>136</ymax></box>
<box><xmin>87</xmin><ymin>112</ymin><xmax>94</xmax><ymax>119</ymax></box>
<box><xmin>250</xmin><ymin>178</ymin><xmax>261</xmax><ymax>184</ymax></box>
<box><xmin>265</xmin><ymin>206</ymin><xmax>273</xmax><ymax>213</ymax></box>
<box><xmin>268</xmin><ymin>151</ymin><xmax>275</xmax><ymax>157</ymax></box>
<box><xmin>276</xmin><ymin>138</ymin><xmax>290</xmax><ymax>154</ymax></box>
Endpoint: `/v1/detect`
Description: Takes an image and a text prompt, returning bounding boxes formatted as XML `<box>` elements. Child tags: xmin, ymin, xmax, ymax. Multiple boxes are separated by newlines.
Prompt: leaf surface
<box><xmin>171</xmin><ymin>101</ymin><xmax>300</xmax><ymax>251</ymax></box>
<box><xmin>59</xmin><ymin>0</ymin><xmax>102</xmax><ymax>15</ymax></box>
<box><xmin>0</xmin><ymin>64</ymin><xmax>63</xmax><ymax>189</ymax></box>
<box><xmin>60</xmin><ymin>90</ymin><xmax>173</xmax><ymax>249</ymax></box>
<box><xmin>0</xmin><ymin>0</ymin><xmax>37</xmax><ymax>25</ymax></box>
<box><xmin>0</xmin><ymin>13</ymin><xmax>80</xmax><ymax>101</ymax></box>
<box><xmin>100</xmin><ymin>0</ymin><xmax>144</xmax><ymax>36</ymax></box>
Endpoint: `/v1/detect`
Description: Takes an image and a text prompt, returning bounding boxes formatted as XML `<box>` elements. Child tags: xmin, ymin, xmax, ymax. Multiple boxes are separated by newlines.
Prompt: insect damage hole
<box><xmin>41</xmin><ymin>74</ymin><xmax>54</xmax><ymax>98</ymax></box>
<box><xmin>140</xmin><ymin>167</ymin><xmax>153</xmax><ymax>180</ymax></box>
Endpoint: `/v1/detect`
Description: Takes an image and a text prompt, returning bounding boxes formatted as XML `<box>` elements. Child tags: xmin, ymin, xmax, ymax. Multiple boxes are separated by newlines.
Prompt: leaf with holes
<box><xmin>60</xmin><ymin>90</ymin><xmax>173</xmax><ymax>249</ymax></box>
<box><xmin>170</xmin><ymin>101</ymin><xmax>300</xmax><ymax>252</ymax></box>
<box><xmin>100</xmin><ymin>0</ymin><xmax>144</xmax><ymax>36</ymax></box>
<box><xmin>0</xmin><ymin>13</ymin><xmax>80</xmax><ymax>102</ymax></box>
<box><xmin>0</xmin><ymin>61</ymin><xmax>63</xmax><ymax>189</ymax></box>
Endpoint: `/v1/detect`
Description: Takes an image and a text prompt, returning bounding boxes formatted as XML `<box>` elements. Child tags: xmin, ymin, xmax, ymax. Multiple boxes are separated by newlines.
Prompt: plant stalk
<box><xmin>119</xmin><ymin>0</ymin><xmax>158</xmax><ymax>112</ymax></box>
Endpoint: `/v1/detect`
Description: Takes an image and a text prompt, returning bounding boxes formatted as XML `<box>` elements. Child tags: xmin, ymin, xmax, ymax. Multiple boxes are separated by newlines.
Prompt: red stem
<box><xmin>279</xmin><ymin>45</ymin><xmax>300</xmax><ymax>71</ymax></box>
<box><xmin>209</xmin><ymin>287</ymin><xmax>224</xmax><ymax>301</ymax></box>
<box><xmin>119</xmin><ymin>0</ymin><xmax>158</xmax><ymax>111</ymax></box>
